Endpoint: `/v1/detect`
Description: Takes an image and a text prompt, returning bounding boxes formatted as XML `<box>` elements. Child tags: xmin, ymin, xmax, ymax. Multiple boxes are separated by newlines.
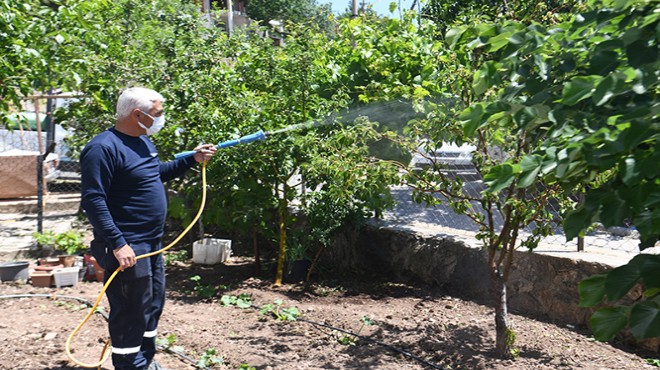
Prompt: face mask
<box><xmin>138</xmin><ymin>111</ymin><xmax>166</xmax><ymax>136</ymax></box>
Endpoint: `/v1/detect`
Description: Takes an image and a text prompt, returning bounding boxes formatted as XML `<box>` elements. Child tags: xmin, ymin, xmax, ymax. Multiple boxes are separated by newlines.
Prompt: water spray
<box><xmin>173</xmin><ymin>100</ymin><xmax>418</xmax><ymax>159</ymax></box>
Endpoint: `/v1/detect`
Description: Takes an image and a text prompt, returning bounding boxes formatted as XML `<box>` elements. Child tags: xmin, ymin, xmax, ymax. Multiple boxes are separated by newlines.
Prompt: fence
<box><xmin>0</xmin><ymin>94</ymin><xmax>82</xmax><ymax>241</ymax></box>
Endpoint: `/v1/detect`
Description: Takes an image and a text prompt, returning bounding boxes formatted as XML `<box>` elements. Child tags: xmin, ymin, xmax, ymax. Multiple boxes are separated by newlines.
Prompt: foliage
<box><xmin>447</xmin><ymin>0</ymin><xmax>659</xmax><ymax>344</ymax></box>
<box><xmin>164</xmin><ymin>250</ymin><xmax>188</xmax><ymax>266</ymax></box>
<box><xmin>647</xmin><ymin>358</ymin><xmax>660</xmax><ymax>367</ymax></box>
<box><xmin>33</xmin><ymin>230</ymin><xmax>86</xmax><ymax>255</ymax></box>
<box><xmin>189</xmin><ymin>275</ymin><xmax>216</xmax><ymax>299</ymax></box>
<box><xmin>336</xmin><ymin>315</ymin><xmax>375</xmax><ymax>345</ymax></box>
<box><xmin>156</xmin><ymin>333</ymin><xmax>185</xmax><ymax>354</ymax></box>
<box><xmin>196</xmin><ymin>348</ymin><xmax>223</xmax><ymax>368</ymax></box>
<box><xmin>423</xmin><ymin>0</ymin><xmax>583</xmax><ymax>34</ymax></box>
<box><xmin>579</xmin><ymin>254</ymin><xmax>660</xmax><ymax>341</ymax></box>
<box><xmin>0</xmin><ymin>0</ymin><xmax>106</xmax><ymax>125</ymax></box>
<box><xmin>245</xmin><ymin>0</ymin><xmax>332</xmax><ymax>31</ymax></box>
<box><xmin>259</xmin><ymin>299</ymin><xmax>300</xmax><ymax>321</ymax></box>
<box><xmin>220</xmin><ymin>294</ymin><xmax>253</xmax><ymax>309</ymax></box>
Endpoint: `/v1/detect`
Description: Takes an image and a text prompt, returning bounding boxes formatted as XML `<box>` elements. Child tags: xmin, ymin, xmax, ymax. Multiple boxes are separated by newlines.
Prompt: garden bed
<box><xmin>0</xmin><ymin>256</ymin><xmax>654</xmax><ymax>369</ymax></box>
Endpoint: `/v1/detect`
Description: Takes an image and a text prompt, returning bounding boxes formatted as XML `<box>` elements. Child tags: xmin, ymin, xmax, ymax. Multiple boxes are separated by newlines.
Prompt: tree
<box><xmin>445</xmin><ymin>0</ymin><xmax>658</xmax><ymax>346</ymax></box>
<box><xmin>245</xmin><ymin>0</ymin><xmax>332</xmax><ymax>30</ymax></box>
<box><xmin>55</xmin><ymin>1</ymin><xmax>402</xmax><ymax>285</ymax></box>
<box><xmin>0</xmin><ymin>0</ymin><xmax>106</xmax><ymax>125</ymax></box>
<box><xmin>423</xmin><ymin>0</ymin><xmax>582</xmax><ymax>34</ymax></box>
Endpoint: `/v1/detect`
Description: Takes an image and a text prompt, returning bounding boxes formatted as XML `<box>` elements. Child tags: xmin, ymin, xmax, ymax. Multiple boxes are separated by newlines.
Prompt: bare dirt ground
<box><xmin>0</xmin><ymin>255</ymin><xmax>656</xmax><ymax>370</ymax></box>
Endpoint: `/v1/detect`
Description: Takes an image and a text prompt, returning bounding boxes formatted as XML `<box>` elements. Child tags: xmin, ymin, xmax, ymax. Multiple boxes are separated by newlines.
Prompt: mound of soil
<box><xmin>0</xmin><ymin>256</ymin><xmax>655</xmax><ymax>369</ymax></box>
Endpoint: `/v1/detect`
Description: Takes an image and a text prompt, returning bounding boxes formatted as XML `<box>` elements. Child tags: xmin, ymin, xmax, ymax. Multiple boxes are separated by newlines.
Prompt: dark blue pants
<box><xmin>91</xmin><ymin>239</ymin><xmax>165</xmax><ymax>370</ymax></box>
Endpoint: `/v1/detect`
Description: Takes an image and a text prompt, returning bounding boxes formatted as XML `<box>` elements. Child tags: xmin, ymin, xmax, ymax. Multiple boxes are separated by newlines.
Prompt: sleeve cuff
<box><xmin>185</xmin><ymin>155</ymin><xmax>197</xmax><ymax>167</ymax></box>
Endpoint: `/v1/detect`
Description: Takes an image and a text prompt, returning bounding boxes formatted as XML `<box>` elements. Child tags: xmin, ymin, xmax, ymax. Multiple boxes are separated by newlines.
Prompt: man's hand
<box><xmin>113</xmin><ymin>244</ymin><xmax>136</xmax><ymax>271</ymax></box>
<box><xmin>193</xmin><ymin>144</ymin><xmax>217</xmax><ymax>163</ymax></box>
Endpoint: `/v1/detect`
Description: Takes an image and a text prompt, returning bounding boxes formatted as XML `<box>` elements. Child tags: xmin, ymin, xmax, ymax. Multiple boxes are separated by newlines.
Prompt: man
<box><xmin>80</xmin><ymin>87</ymin><xmax>216</xmax><ymax>370</ymax></box>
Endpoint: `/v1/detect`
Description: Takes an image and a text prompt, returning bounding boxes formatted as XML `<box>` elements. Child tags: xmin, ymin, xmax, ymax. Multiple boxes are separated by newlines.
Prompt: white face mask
<box><xmin>138</xmin><ymin>111</ymin><xmax>166</xmax><ymax>136</ymax></box>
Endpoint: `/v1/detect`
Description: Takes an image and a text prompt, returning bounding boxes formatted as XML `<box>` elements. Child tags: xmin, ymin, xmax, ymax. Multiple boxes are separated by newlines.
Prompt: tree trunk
<box><xmin>274</xmin><ymin>194</ymin><xmax>288</xmax><ymax>286</ymax></box>
<box><xmin>494</xmin><ymin>270</ymin><xmax>515</xmax><ymax>359</ymax></box>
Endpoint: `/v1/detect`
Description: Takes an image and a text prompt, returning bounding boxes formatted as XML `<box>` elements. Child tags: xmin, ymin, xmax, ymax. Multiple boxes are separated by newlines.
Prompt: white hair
<box><xmin>116</xmin><ymin>87</ymin><xmax>165</xmax><ymax>119</ymax></box>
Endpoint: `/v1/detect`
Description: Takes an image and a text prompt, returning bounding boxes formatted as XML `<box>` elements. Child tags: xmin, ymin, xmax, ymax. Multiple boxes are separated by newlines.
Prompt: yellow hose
<box><xmin>66</xmin><ymin>161</ymin><xmax>208</xmax><ymax>369</ymax></box>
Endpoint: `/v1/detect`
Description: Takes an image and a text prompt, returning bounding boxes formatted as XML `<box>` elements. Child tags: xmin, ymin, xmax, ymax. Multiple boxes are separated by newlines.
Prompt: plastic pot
<box><xmin>0</xmin><ymin>261</ymin><xmax>30</xmax><ymax>282</ymax></box>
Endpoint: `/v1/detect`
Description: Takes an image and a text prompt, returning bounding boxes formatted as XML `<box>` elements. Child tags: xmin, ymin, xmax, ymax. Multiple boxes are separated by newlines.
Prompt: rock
<box><xmin>43</xmin><ymin>332</ymin><xmax>57</xmax><ymax>341</ymax></box>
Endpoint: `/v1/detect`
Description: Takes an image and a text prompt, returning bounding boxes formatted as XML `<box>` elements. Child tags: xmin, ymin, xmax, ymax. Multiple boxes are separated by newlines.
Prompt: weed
<box><xmin>53</xmin><ymin>300</ymin><xmax>88</xmax><ymax>312</ymax></box>
<box><xmin>505</xmin><ymin>328</ymin><xmax>520</xmax><ymax>358</ymax></box>
<box><xmin>336</xmin><ymin>332</ymin><xmax>356</xmax><ymax>345</ymax></box>
<box><xmin>312</xmin><ymin>284</ymin><xmax>345</xmax><ymax>297</ymax></box>
<box><xmin>647</xmin><ymin>358</ymin><xmax>660</xmax><ymax>367</ymax></box>
<box><xmin>196</xmin><ymin>348</ymin><xmax>223</xmax><ymax>367</ymax></box>
<box><xmin>164</xmin><ymin>250</ymin><xmax>188</xmax><ymax>266</ymax></box>
<box><xmin>238</xmin><ymin>364</ymin><xmax>256</xmax><ymax>370</ymax></box>
<box><xmin>336</xmin><ymin>316</ymin><xmax>375</xmax><ymax>346</ymax></box>
<box><xmin>220</xmin><ymin>294</ymin><xmax>253</xmax><ymax>308</ymax></box>
<box><xmin>190</xmin><ymin>275</ymin><xmax>216</xmax><ymax>299</ymax></box>
<box><xmin>156</xmin><ymin>333</ymin><xmax>185</xmax><ymax>354</ymax></box>
<box><xmin>259</xmin><ymin>299</ymin><xmax>300</xmax><ymax>321</ymax></box>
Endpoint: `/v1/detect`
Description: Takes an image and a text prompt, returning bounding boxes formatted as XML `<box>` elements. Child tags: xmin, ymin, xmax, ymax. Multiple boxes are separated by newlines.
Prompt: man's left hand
<box><xmin>193</xmin><ymin>144</ymin><xmax>217</xmax><ymax>163</ymax></box>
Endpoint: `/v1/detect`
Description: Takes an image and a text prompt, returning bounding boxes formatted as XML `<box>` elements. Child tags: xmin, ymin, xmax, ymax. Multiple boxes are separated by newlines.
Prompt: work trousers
<box><xmin>91</xmin><ymin>239</ymin><xmax>166</xmax><ymax>370</ymax></box>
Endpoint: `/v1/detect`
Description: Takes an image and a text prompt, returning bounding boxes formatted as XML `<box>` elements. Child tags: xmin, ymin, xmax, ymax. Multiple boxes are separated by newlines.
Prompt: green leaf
<box><xmin>236</xmin><ymin>298</ymin><xmax>252</xmax><ymax>309</ymax></box>
<box><xmin>604</xmin><ymin>262</ymin><xmax>642</xmax><ymax>302</ymax></box>
<box><xmin>445</xmin><ymin>27</ymin><xmax>464</xmax><ymax>49</ymax></box>
<box><xmin>590</xmin><ymin>306</ymin><xmax>630</xmax><ymax>341</ymax></box>
<box><xmin>618</xmin><ymin>122</ymin><xmax>651</xmax><ymax>151</ymax></box>
<box><xmin>473</xmin><ymin>62</ymin><xmax>497</xmax><ymax>96</ymax></box>
<box><xmin>483</xmin><ymin>163</ymin><xmax>521</xmax><ymax>193</ymax></box>
<box><xmin>627</xmin><ymin>39</ymin><xmax>658</xmax><ymax>68</ymax></box>
<box><xmin>589</xmin><ymin>50</ymin><xmax>619</xmax><ymax>75</ymax></box>
<box><xmin>590</xmin><ymin>306</ymin><xmax>630</xmax><ymax>342</ymax></box>
<box><xmin>564</xmin><ymin>207</ymin><xmax>593</xmax><ymax>240</ymax></box>
<box><xmin>640</xmin><ymin>255</ymin><xmax>660</xmax><ymax>289</ymax></box>
<box><xmin>578</xmin><ymin>274</ymin><xmax>607</xmax><ymax>307</ymax></box>
<box><xmin>599</xmin><ymin>193</ymin><xmax>629</xmax><ymax>228</ymax></box>
<box><xmin>460</xmin><ymin>104</ymin><xmax>485</xmax><ymax>137</ymax></box>
<box><xmin>592</xmin><ymin>73</ymin><xmax>617</xmax><ymax>106</ymax></box>
<box><xmin>517</xmin><ymin>155</ymin><xmax>542</xmax><ymax>189</ymax></box>
<box><xmin>487</xmin><ymin>32</ymin><xmax>511</xmax><ymax>52</ymax></box>
<box><xmin>513</xmin><ymin>106</ymin><xmax>537</xmax><ymax>129</ymax></box>
<box><xmin>560</xmin><ymin>76</ymin><xmax>600</xmax><ymax>106</ymax></box>
<box><xmin>630</xmin><ymin>301</ymin><xmax>660</xmax><ymax>339</ymax></box>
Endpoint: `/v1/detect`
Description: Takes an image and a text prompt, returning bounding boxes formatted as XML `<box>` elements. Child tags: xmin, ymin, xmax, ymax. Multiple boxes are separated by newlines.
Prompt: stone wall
<box><xmin>325</xmin><ymin>224</ymin><xmax>617</xmax><ymax>326</ymax></box>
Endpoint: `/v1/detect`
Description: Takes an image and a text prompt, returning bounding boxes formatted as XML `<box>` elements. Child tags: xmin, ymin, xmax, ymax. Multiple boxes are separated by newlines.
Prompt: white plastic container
<box><xmin>53</xmin><ymin>267</ymin><xmax>80</xmax><ymax>288</ymax></box>
<box><xmin>192</xmin><ymin>239</ymin><xmax>232</xmax><ymax>265</ymax></box>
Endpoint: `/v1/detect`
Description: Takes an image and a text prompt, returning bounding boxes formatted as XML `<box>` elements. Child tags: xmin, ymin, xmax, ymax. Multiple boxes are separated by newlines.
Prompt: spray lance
<box><xmin>172</xmin><ymin>115</ymin><xmax>345</xmax><ymax>159</ymax></box>
<box><xmin>173</xmin><ymin>130</ymin><xmax>268</xmax><ymax>159</ymax></box>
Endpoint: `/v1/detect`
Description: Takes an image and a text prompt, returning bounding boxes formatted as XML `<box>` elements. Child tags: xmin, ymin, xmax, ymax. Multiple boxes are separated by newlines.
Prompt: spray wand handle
<box><xmin>173</xmin><ymin>130</ymin><xmax>267</xmax><ymax>159</ymax></box>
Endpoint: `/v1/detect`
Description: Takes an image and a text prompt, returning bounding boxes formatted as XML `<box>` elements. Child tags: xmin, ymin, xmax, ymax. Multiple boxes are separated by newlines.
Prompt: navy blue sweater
<box><xmin>80</xmin><ymin>128</ymin><xmax>196</xmax><ymax>250</ymax></box>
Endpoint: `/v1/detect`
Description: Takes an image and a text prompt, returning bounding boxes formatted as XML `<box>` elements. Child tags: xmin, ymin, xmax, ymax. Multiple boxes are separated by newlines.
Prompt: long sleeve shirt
<box><xmin>80</xmin><ymin>127</ymin><xmax>196</xmax><ymax>250</ymax></box>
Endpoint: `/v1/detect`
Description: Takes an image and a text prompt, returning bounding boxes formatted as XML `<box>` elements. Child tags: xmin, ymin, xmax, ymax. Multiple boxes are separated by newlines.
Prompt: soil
<box><xmin>0</xmin><ymin>255</ymin><xmax>656</xmax><ymax>370</ymax></box>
